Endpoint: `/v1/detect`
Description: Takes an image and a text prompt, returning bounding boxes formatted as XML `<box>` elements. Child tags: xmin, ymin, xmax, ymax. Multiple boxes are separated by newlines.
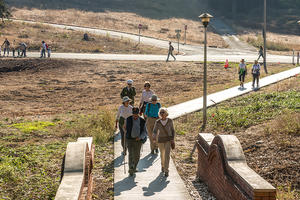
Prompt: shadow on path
<box><xmin>114</xmin><ymin>174</ymin><xmax>137</xmax><ymax>196</ymax></box>
<box><xmin>142</xmin><ymin>173</ymin><xmax>170</xmax><ymax>196</ymax></box>
<box><xmin>137</xmin><ymin>153</ymin><xmax>159</xmax><ymax>172</ymax></box>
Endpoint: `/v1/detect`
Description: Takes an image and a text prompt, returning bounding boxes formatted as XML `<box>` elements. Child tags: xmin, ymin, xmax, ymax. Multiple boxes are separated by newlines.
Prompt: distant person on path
<box><xmin>120</xmin><ymin>79</ymin><xmax>136</xmax><ymax>106</ymax></box>
<box><xmin>144</xmin><ymin>94</ymin><xmax>161</xmax><ymax>154</ymax></box>
<box><xmin>2</xmin><ymin>38</ymin><xmax>10</xmax><ymax>57</ymax></box>
<box><xmin>139</xmin><ymin>81</ymin><xmax>154</xmax><ymax>118</ymax></box>
<box><xmin>126</xmin><ymin>107</ymin><xmax>147</xmax><ymax>176</ymax></box>
<box><xmin>252</xmin><ymin>60</ymin><xmax>261</xmax><ymax>88</ymax></box>
<box><xmin>238</xmin><ymin>59</ymin><xmax>247</xmax><ymax>88</ymax></box>
<box><xmin>153</xmin><ymin>108</ymin><xmax>175</xmax><ymax>177</ymax></box>
<box><xmin>166</xmin><ymin>41</ymin><xmax>176</xmax><ymax>62</ymax></box>
<box><xmin>11</xmin><ymin>40</ymin><xmax>17</xmax><ymax>58</ymax></box>
<box><xmin>46</xmin><ymin>43</ymin><xmax>51</xmax><ymax>58</ymax></box>
<box><xmin>19</xmin><ymin>42</ymin><xmax>27</xmax><ymax>57</ymax></box>
<box><xmin>257</xmin><ymin>46</ymin><xmax>264</xmax><ymax>61</ymax></box>
<box><xmin>116</xmin><ymin>96</ymin><xmax>133</xmax><ymax>155</ymax></box>
<box><xmin>40</xmin><ymin>41</ymin><xmax>47</xmax><ymax>58</ymax></box>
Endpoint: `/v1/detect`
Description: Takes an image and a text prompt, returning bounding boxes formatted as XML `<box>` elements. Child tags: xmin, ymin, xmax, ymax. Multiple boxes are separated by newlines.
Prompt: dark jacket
<box><xmin>126</xmin><ymin>116</ymin><xmax>147</xmax><ymax>140</ymax></box>
<box><xmin>120</xmin><ymin>87</ymin><xmax>136</xmax><ymax>102</ymax></box>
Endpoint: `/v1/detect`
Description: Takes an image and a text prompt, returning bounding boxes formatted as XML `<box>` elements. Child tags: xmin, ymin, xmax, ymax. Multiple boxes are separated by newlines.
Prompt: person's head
<box><xmin>241</xmin><ymin>59</ymin><xmax>245</xmax><ymax>63</ymax></box>
<box><xmin>42</xmin><ymin>41</ymin><xmax>45</xmax><ymax>43</ymax></box>
<box><xmin>260</xmin><ymin>46</ymin><xmax>263</xmax><ymax>49</ymax></box>
<box><xmin>122</xmin><ymin>96</ymin><xmax>131</xmax><ymax>106</ymax></box>
<box><xmin>150</xmin><ymin>94</ymin><xmax>159</xmax><ymax>104</ymax></box>
<box><xmin>132</xmin><ymin>107</ymin><xmax>140</xmax><ymax>120</ymax></box>
<box><xmin>254</xmin><ymin>60</ymin><xmax>258</xmax><ymax>65</ymax></box>
<box><xmin>127</xmin><ymin>79</ymin><xmax>133</xmax><ymax>88</ymax></box>
<box><xmin>169</xmin><ymin>41</ymin><xmax>171</xmax><ymax>45</ymax></box>
<box><xmin>159</xmin><ymin>107</ymin><xmax>169</xmax><ymax>119</ymax></box>
<box><xmin>144</xmin><ymin>81</ymin><xmax>151</xmax><ymax>91</ymax></box>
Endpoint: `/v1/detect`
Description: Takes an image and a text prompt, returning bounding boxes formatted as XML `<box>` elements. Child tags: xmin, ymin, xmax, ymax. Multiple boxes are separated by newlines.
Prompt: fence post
<box><xmin>297</xmin><ymin>52</ymin><xmax>299</xmax><ymax>65</ymax></box>
<box><xmin>292</xmin><ymin>50</ymin><xmax>295</xmax><ymax>65</ymax></box>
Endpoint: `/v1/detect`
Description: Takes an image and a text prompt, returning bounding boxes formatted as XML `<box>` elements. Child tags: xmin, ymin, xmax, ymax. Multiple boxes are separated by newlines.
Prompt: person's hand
<box><xmin>136</xmin><ymin>137</ymin><xmax>140</xmax><ymax>141</ymax></box>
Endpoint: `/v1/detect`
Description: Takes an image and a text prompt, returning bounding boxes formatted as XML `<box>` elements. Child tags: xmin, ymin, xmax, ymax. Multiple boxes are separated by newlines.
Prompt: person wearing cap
<box><xmin>144</xmin><ymin>94</ymin><xmax>161</xmax><ymax>154</ymax></box>
<box><xmin>116</xmin><ymin>96</ymin><xmax>133</xmax><ymax>155</ymax></box>
<box><xmin>139</xmin><ymin>81</ymin><xmax>154</xmax><ymax>118</ymax></box>
<box><xmin>153</xmin><ymin>108</ymin><xmax>175</xmax><ymax>177</ymax></box>
<box><xmin>238</xmin><ymin>59</ymin><xmax>247</xmax><ymax>88</ymax></box>
<box><xmin>126</xmin><ymin>107</ymin><xmax>147</xmax><ymax>176</ymax></box>
<box><xmin>120</xmin><ymin>79</ymin><xmax>136</xmax><ymax>106</ymax></box>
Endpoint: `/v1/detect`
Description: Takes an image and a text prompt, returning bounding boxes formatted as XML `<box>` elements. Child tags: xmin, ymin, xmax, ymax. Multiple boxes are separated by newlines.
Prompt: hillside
<box><xmin>6</xmin><ymin>0</ymin><xmax>208</xmax><ymax>20</ymax></box>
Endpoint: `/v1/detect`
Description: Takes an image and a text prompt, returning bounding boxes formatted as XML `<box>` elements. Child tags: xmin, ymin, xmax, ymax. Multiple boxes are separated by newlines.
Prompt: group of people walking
<box><xmin>116</xmin><ymin>80</ymin><xmax>175</xmax><ymax>177</ymax></box>
<box><xmin>1</xmin><ymin>38</ymin><xmax>27</xmax><ymax>58</ymax></box>
<box><xmin>238</xmin><ymin>59</ymin><xmax>261</xmax><ymax>88</ymax></box>
<box><xmin>0</xmin><ymin>38</ymin><xmax>51</xmax><ymax>58</ymax></box>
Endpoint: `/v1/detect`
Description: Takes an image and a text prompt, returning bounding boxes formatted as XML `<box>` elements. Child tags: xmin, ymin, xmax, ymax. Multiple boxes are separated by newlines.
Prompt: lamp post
<box><xmin>263</xmin><ymin>0</ymin><xmax>268</xmax><ymax>74</ymax></box>
<box><xmin>199</xmin><ymin>13</ymin><xmax>213</xmax><ymax>130</ymax></box>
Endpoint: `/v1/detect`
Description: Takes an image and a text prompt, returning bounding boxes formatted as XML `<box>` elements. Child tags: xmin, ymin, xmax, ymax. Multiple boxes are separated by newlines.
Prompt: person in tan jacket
<box><xmin>153</xmin><ymin>108</ymin><xmax>175</xmax><ymax>177</ymax></box>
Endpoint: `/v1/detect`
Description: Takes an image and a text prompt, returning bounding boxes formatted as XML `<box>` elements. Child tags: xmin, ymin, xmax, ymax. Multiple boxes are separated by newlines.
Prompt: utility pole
<box><xmin>263</xmin><ymin>0</ymin><xmax>268</xmax><ymax>73</ymax></box>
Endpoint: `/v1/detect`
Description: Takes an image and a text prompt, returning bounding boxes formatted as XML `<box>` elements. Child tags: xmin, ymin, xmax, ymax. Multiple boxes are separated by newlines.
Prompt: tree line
<box><xmin>0</xmin><ymin>0</ymin><xmax>11</xmax><ymax>22</ymax></box>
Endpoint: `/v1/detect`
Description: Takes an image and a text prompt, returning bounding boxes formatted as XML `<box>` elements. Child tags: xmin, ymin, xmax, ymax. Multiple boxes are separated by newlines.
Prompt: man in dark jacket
<box><xmin>126</xmin><ymin>107</ymin><xmax>147</xmax><ymax>176</ymax></box>
<box><xmin>120</xmin><ymin>79</ymin><xmax>136</xmax><ymax>106</ymax></box>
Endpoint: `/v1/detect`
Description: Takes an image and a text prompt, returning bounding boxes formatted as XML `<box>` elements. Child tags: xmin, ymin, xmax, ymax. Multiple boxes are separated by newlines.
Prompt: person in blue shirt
<box><xmin>145</xmin><ymin>94</ymin><xmax>161</xmax><ymax>154</ymax></box>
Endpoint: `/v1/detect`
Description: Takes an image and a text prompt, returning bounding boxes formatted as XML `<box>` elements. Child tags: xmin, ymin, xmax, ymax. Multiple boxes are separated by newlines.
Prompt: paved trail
<box><xmin>12</xmin><ymin>19</ymin><xmax>294</xmax><ymax>64</ymax></box>
<box><xmin>114</xmin><ymin>67</ymin><xmax>300</xmax><ymax>199</ymax></box>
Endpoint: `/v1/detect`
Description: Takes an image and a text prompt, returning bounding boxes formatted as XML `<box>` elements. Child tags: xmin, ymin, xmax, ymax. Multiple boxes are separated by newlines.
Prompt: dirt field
<box><xmin>11</xmin><ymin>8</ymin><xmax>227</xmax><ymax>48</ymax></box>
<box><xmin>0</xmin><ymin>59</ymin><xmax>294</xmax><ymax>118</ymax></box>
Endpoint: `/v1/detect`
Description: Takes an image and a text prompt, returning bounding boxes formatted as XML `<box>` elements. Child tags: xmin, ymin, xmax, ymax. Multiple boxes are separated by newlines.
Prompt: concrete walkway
<box><xmin>25</xmin><ymin>52</ymin><xmax>294</xmax><ymax>63</ymax></box>
<box><xmin>114</xmin><ymin>133</ymin><xmax>191</xmax><ymax>200</ymax></box>
<box><xmin>168</xmin><ymin>67</ymin><xmax>300</xmax><ymax>119</ymax></box>
<box><xmin>114</xmin><ymin>67</ymin><xmax>299</xmax><ymax>200</ymax></box>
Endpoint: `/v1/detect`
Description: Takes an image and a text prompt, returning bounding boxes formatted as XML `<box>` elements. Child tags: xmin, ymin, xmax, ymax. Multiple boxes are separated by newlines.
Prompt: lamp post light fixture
<box><xmin>298</xmin><ymin>20</ymin><xmax>300</xmax><ymax>25</ymax></box>
<box><xmin>199</xmin><ymin>13</ymin><xmax>213</xmax><ymax>130</ymax></box>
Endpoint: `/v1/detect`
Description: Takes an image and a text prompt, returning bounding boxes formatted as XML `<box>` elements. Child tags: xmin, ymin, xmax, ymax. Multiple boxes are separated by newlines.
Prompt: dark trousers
<box><xmin>3</xmin><ymin>48</ymin><xmax>9</xmax><ymax>56</ymax></box>
<box><xmin>166</xmin><ymin>52</ymin><xmax>176</xmax><ymax>61</ymax></box>
<box><xmin>127</xmin><ymin>139</ymin><xmax>142</xmax><ymax>173</ymax></box>
<box><xmin>239</xmin><ymin>72</ymin><xmax>246</xmax><ymax>82</ymax></box>
<box><xmin>252</xmin><ymin>74</ymin><xmax>259</xmax><ymax>87</ymax></box>
<box><xmin>41</xmin><ymin>49</ymin><xmax>46</xmax><ymax>58</ymax></box>
<box><xmin>257</xmin><ymin>54</ymin><xmax>264</xmax><ymax>61</ymax></box>
<box><xmin>21</xmin><ymin>49</ymin><xmax>26</xmax><ymax>57</ymax></box>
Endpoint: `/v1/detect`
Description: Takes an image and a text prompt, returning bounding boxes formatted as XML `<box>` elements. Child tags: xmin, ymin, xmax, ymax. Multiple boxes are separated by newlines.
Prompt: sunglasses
<box><xmin>160</xmin><ymin>112</ymin><xmax>165</xmax><ymax>114</ymax></box>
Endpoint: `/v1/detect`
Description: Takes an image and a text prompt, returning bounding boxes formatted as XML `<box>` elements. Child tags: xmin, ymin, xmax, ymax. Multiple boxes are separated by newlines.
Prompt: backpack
<box><xmin>45</xmin><ymin>43</ymin><xmax>49</xmax><ymax>50</ymax></box>
<box><xmin>171</xmin><ymin>45</ymin><xmax>174</xmax><ymax>51</ymax></box>
<box><xmin>146</xmin><ymin>102</ymin><xmax>161</xmax><ymax>116</ymax></box>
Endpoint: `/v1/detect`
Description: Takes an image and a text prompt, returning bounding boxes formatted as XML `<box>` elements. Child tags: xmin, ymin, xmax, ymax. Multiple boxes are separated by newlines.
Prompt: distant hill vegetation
<box><xmin>6</xmin><ymin>0</ymin><xmax>300</xmax><ymax>34</ymax></box>
<box><xmin>6</xmin><ymin>0</ymin><xmax>208</xmax><ymax>20</ymax></box>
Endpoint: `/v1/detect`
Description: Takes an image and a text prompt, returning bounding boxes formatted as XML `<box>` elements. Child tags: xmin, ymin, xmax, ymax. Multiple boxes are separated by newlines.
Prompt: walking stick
<box><xmin>123</xmin><ymin>127</ymin><xmax>126</xmax><ymax>174</ymax></box>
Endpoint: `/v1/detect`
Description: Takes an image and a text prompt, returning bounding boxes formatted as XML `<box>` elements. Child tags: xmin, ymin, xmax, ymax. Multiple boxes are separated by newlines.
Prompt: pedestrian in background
<box><xmin>238</xmin><ymin>59</ymin><xmax>247</xmax><ymax>88</ymax></box>
<box><xmin>116</xmin><ymin>96</ymin><xmax>133</xmax><ymax>155</ymax></box>
<box><xmin>2</xmin><ymin>38</ymin><xmax>10</xmax><ymax>57</ymax></box>
<box><xmin>252</xmin><ymin>60</ymin><xmax>261</xmax><ymax>88</ymax></box>
<box><xmin>47</xmin><ymin>44</ymin><xmax>51</xmax><ymax>58</ymax></box>
<box><xmin>120</xmin><ymin>79</ymin><xmax>136</xmax><ymax>106</ymax></box>
<box><xmin>40</xmin><ymin>41</ymin><xmax>46</xmax><ymax>58</ymax></box>
<box><xmin>19</xmin><ymin>42</ymin><xmax>27</xmax><ymax>58</ymax></box>
<box><xmin>139</xmin><ymin>81</ymin><xmax>154</xmax><ymax>118</ymax></box>
<box><xmin>126</xmin><ymin>107</ymin><xmax>147</xmax><ymax>176</ymax></box>
<box><xmin>153</xmin><ymin>108</ymin><xmax>175</xmax><ymax>177</ymax></box>
<box><xmin>144</xmin><ymin>94</ymin><xmax>161</xmax><ymax>154</ymax></box>
<box><xmin>166</xmin><ymin>41</ymin><xmax>176</xmax><ymax>62</ymax></box>
<box><xmin>257</xmin><ymin>46</ymin><xmax>264</xmax><ymax>61</ymax></box>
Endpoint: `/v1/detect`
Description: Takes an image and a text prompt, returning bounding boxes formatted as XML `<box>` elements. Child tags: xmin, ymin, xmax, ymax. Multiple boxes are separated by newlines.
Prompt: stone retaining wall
<box><xmin>197</xmin><ymin>133</ymin><xmax>276</xmax><ymax>200</ymax></box>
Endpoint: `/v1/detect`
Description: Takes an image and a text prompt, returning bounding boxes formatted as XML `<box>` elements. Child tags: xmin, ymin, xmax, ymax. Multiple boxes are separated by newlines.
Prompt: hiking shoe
<box><xmin>165</xmin><ymin>172</ymin><xmax>169</xmax><ymax>177</ymax></box>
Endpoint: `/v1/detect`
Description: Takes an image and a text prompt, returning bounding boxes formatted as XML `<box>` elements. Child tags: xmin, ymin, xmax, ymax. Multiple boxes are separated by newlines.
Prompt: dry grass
<box><xmin>239</xmin><ymin>32</ymin><xmax>300</xmax><ymax>54</ymax></box>
<box><xmin>0</xmin><ymin>21</ymin><xmax>165</xmax><ymax>54</ymax></box>
<box><xmin>11</xmin><ymin>8</ymin><xmax>227</xmax><ymax>48</ymax></box>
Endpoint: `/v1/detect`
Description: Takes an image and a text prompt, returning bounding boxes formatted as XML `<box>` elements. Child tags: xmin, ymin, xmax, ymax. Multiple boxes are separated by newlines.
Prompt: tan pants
<box><xmin>158</xmin><ymin>141</ymin><xmax>171</xmax><ymax>173</ymax></box>
<box><xmin>146</xmin><ymin>117</ymin><xmax>158</xmax><ymax>151</ymax></box>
